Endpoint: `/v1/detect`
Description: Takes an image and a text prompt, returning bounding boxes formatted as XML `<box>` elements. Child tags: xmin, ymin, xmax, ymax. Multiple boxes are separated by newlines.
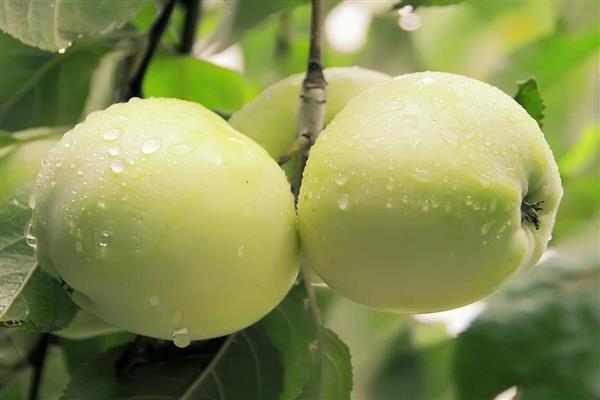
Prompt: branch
<box><xmin>126</xmin><ymin>0</ymin><xmax>178</xmax><ymax>99</ymax></box>
<box><xmin>178</xmin><ymin>0</ymin><xmax>202</xmax><ymax>54</ymax></box>
<box><xmin>27</xmin><ymin>333</ymin><xmax>50</xmax><ymax>400</ymax></box>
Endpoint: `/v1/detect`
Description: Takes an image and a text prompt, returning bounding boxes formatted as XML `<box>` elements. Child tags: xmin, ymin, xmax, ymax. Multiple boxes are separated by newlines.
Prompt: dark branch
<box><xmin>27</xmin><ymin>333</ymin><xmax>50</xmax><ymax>400</ymax></box>
<box><xmin>178</xmin><ymin>0</ymin><xmax>202</xmax><ymax>54</ymax></box>
<box><xmin>126</xmin><ymin>0</ymin><xmax>178</xmax><ymax>99</ymax></box>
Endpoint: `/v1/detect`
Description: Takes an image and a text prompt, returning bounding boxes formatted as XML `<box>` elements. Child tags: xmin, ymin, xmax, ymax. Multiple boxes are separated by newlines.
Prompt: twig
<box><xmin>126</xmin><ymin>0</ymin><xmax>178</xmax><ymax>99</ymax></box>
<box><xmin>27</xmin><ymin>333</ymin><xmax>50</xmax><ymax>400</ymax></box>
<box><xmin>275</xmin><ymin>11</ymin><xmax>292</xmax><ymax>58</ymax></box>
<box><xmin>178</xmin><ymin>0</ymin><xmax>202</xmax><ymax>54</ymax></box>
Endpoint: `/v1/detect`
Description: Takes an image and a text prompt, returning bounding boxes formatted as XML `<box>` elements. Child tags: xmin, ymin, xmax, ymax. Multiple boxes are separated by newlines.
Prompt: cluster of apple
<box><xmin>25</xmin><ymin>69</ymin><xmax>561</xmax><ymax>345</ymax></box>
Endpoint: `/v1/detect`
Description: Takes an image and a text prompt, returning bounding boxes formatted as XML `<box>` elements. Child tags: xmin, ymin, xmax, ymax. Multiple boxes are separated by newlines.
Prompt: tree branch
<box><xmin>27</xmin><ymin>333</ymin><xmax>50</xmax><ymax>400</ymax></box>
<box><xmin>126</xmin><ymin>0</ymin><xmax>178</xmax><ymax>99</ymax></box>
<box><xmin>178</xmin><ymin>0</ymin><xmax>202</xmax><ymax>54</ymax></box>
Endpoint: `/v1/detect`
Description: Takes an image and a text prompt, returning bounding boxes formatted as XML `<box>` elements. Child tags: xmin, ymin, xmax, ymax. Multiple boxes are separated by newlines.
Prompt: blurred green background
<box><xmin>1</xmin><ymin>1</ymin><xmax>598</xmax><ymax>399</ymax></box>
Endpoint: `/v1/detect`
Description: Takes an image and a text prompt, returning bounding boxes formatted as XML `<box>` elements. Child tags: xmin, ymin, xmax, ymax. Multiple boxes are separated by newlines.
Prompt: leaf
<box><xmin>559</xmin><ymin>122</ymin><xmax>600</xmax><ymax>178</ymax></box>
<box><xmin>0</xmin><ymin>0</ymin><xmax>149</xmax><ymax>51</ymax></box>
<box><xmin>201</xmin><ymin>0</ymin><xmax>307</xmax><ymax>54</ymax></box>
<box><xmin>143</xmin><ymin>53</ymin><xmax>258</xmax><ymax>113</ymax></box>
<box><xmin>0</xmin><ymin>187</ymin><xmax>37</xmax><ymax>323</ymax></box>
<box><xmin>260</xmin><ymin>284</ymin><xmax>353</xmax><ymax>400</ymax></box>
<box><xmin>0</xmin><ymin>32</ymin><xmax>119</xmax><ymax>131</ymax></box>
<box><xmin>454</xmin><ymin>243</ymin><xmax>600</xmax><ymax>400</ymax></box>
<box><xmin>0</xmin><ymin>132</ymin><xmax>16</xmax><ymax>149</ymax></box>
<box><xmin>62</xmin><ymin>326</ymin><xmax>283</xmax><ymax>399</ymax></box>
<box><xmin>0</xmin><ymin>185</ymin><xmax>77</xmax><ymax>331</ymax></box>
<box><xmin>513</xmin><ymin>78</ymin><xmax>545</xmax><ymax>128</ymax></box>
<box><xmin>393</xmin><ymin>0</ymin><xmax>464</xmax><ymax>8</ymax></box>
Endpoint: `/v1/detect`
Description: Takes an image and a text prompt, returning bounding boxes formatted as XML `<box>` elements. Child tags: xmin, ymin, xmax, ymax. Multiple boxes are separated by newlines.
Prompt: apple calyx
<box><xmin>521</xmin><ymin>200</ymin><xmax>544</xmax><ymax>230</ymax></box>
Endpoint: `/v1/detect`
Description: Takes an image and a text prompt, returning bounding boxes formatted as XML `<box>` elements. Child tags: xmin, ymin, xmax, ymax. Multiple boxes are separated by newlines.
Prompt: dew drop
<box><xmin>384</xmin><ymin>99</ymin><xmax>405</xmax><ymax>112</ymax></box>
<box><xmin>337</xmin><ymin>194</ymin><xmax>349</xmax><ymax>210</ymax></box>
<box><xmin>108</xmin><ymin>145</ymin><xmax>120</xmax><ymax>156</ymax></box>
<box><xmin>335</xmin><ymin>174</ymin><xmax>347</xmax><ymax>186</ymax></box>
<box><xmin>98</xmin><ymin>231</ymin><xmax>111</xmax><ymax>247</ymax></box>
<box><xmin>141</xmin><ymin>138</ymin><xmax>162</xmax><ymax>155</ymax></box>
<box><xmin>385</xmin><ymin>198</ymin><xmax>393</xmax><ymax>208</ymax></box>
<box><xmin>97</xmin><ymin>200</ymin><xmax>106</xmax><ymax>209</ymax></box>
<box><xmin>400</xmin><ymin>194</ymin><xmax>409</xmax><ymax>204</ymax></box>
<box><xmin>422</xmin><ymin>201</ymin><xmax>430</xmax><ymax>212</ymax></box>
<box><xmin>401</xmin><ymin>114</ymin><xmax>420</xmax><ymax>128</ymax></box>
<box><xmin>110</xmin><ymin>160</ymin><xmax>125</xmax><ymax>174</ymax></box>
<box><xmin>172</xmin><ymin>328</ymin><xmax>191</xmax><ymax>348</ymax></box>
<box><xmin>149</xmin><ymin>296</ymin><xmax>160</xmax><ymax>306</ymax></box>
<box><xmin>28</xmin><ymin>194</ymin><xmax>36</xmax><ymax>209</ymax></box>
<box><xmin>481</xmin><ymin>222</ymin><xmax>493</xmax><ymax>236</ymax></box>
<box><xmin>169</xmin><ymin>143</ymin><xmax>192</xmax><ymax>155</ymax></box>
<box><xmin>24</xmin><ymin>222</ymin><xmax>36</xmax><ymax>248</ymax></box>
<box><xmin>237</xmin><ymin>244</ymin><xmax>245</xmax><ymax>257</ymax></box>
<box><xmin>103</xmin><ymin>128</ymin><xmax>121</xmax><ymax>141</ymax></box>
<box><xmin>433</xmin><ymin>97</ymin><xmax>446</xmax><ymax>111</ymax></box>
<box><xmin>75</xmin><ymin>241</ymin><xmax>83</xmax><ymax>252</ymax></box>
<box><xmin>465</xmin><ymin>195</ymin><xmax>474</xmax><ymax>206</ymax></box>
<box><xmin>385</xmin><ymin>183</ymin><xmax>394</xmax><ymax>191</ymax></box>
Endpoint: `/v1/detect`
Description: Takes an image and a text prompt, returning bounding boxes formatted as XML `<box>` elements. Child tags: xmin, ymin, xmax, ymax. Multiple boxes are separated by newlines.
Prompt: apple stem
<box><xmin>125</xmin><ymin>0</ymin><xmax>178</xmax><ymax>99</ymax></box>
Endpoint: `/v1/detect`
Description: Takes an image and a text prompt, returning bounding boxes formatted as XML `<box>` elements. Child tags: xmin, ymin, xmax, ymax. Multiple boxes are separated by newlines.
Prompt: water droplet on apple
<box><xmin>149</xmin><ymin>296</ymin><xmax>160</xmax><ymax>306</ymax></box>
<box><xmin>110</xmin><ymin>160</ymin><xmax>125</xmax><ymax>174</ymax></box>
<box><xmin>75</xmin><ymin>241</ymin><xmax>83</xmax><ymax>252</ymax></box>
<box><xmin>103</xmin><ymin>128</ymin><xmax>121</xmax><ymax>141</ymax></box>
<box><xmin>385</xmin><ymin>198</ymin><xmax>393</xmax><ymax>208</ymax></box>
<box><xmin>465</xmin><ymin>195</ymin><xmax>474</xmax><ymax>206</ymax></box>
<box><xmin>98</xmin><ymin>231</ymin><xmax>111</xmax><ymax>247</ymax></box>
<box><xmin>172</xmin><ymin>328</ymin><xmax>191</xmax><ymax>348</ymax></box>
<box><xmin>237</xmin><ymin>244</ymin><xmax>245</xmax><ymax>257</ymax></box>
<box><xmin>335</xmin><ymin>174</ymin><xmax>347</xmax><ymax>186</ymax></box>
<box><xmin>169</xmin><ymin>143</ymin><xmax>192</xmax><ymax>155</ymax></box>
<box><xmin>108</xmin><ymin>145</ymin><xmax>120</xmax><ymax>156</ymax></box>
<box><xmin>141</xmin><ymin>138</ymin><xmax>162</xmax><ymax>155</ymax></box>
<box><xmin>337</xmin><ymin>194</ymin><xmax>349</xmax><ymax>210</ymax></box>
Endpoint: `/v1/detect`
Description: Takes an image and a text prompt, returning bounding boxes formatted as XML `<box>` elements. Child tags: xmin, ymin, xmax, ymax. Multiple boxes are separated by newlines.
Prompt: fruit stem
<box><xmin>126</xmin><ymin>0</ymin><xmax>178</xmax><ymax>99</ymax></box>
<box><xmin>178</xmin><ymin>0</ymin><xmax>202</xmax><ymax>54</ymax></box>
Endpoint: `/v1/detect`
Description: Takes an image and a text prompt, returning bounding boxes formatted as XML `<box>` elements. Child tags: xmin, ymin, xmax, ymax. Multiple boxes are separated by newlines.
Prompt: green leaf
<box><xmin>260</xmin><ymin>285</ymin><xmax>353</xmax><ymax>400</ymax></box>
<box><xmin>454</xmin><ymin>244</ymin><xmax>600</xmax><ymax>400</ymax></box>
<box><xmin>513</xmin><ymin>78</ymin><xmax>545</xmax><ymax>128</ymax></box>
<box><xmin>0</xmin><ymin>33</ymin><xmax>115</xmax><ymax>131</ymax></box>
<box><xmin>62</xmin><ymin>326</ymin><xmax>283</xmax><ymax>399</ymax></box>
<box><xmin>202</xmin><ymin>0</ymin><xmax>306</xmax><ymax>54</ymax></box>
<box><xmin>0</xmin><ymin>185</ymin><xmax>77</xmax><ymax>331</ymax></box>
<box><xmin>143</xmin><ymin>53</ymin><xmax>258</xmax><ymax>113</ymax></box>
<box><xmin>0</xmin><ymin>0</ymin><xmax>149</xmax><ymax>51</ymax></box>
<box><xmin>0</xmin><ymin>187</ymin><xmax>37</xmax><ymax>324</ymax></box>
<box><xmin>393</xmin><ymin>0</ymin><xmax>464</xmax><ymax>8</ymax></box>
<box><xmin>0</xmin><ymin>132</ymin><xmax>16</xmax><ymax>149</ymax></box>
<box><xmin>559</xmin><ymin>122</ymin><xmax>600</xmax><ymax>178</ymax></box>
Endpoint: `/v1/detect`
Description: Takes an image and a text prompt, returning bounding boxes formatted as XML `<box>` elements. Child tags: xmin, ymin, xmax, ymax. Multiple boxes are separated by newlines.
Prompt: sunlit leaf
<box><xmin>143</xmin><ymin>53</ymin><xmax>258</xmax><ymax>113</ymax></box>
<box><xmin>513</xmin><ymin>78</ymin><xmax>545</xmax><ymax>128</ymax></box>
<box><xmin>0</xmin><ymin>0</ymin><xmax>149</xmax><ymax>51</ymax></box>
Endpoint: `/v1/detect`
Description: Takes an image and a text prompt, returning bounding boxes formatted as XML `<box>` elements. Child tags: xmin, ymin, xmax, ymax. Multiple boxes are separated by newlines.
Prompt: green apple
<box><xmin>0</xmin><ymin>127</ymin><xmax>63</xmax><ymax>201</ymax></box>
<box><xmin>229</xmin><ymin>67</ymin><xmax>390</xmax><ymax>179</ymax></box>
<box><xmin>298</xmin><ymin>71</ymin><xmax>562</xmax><ymax>313</ymax></box>
<box><xmin>31</xmin><ymin>98</ymin><xmax>298</xmax><ymax>344</ymax></box>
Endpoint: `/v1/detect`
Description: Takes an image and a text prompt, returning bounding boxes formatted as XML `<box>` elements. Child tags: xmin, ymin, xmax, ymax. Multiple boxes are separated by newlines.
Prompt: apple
<box><xmin>0</xmin><ymin>127</ymin><xmax>63</xmax><ymax>201</ymax></box>
<box><xmin>30</xmin><ymin>98</ymin><xmax>299</xmax><ymax>344</ymax></box>
<box><xmin>229</xmin><ymin>67</ymin><xmax>390</xmax><ymax>179</ymax></box>
<box><xmin>298</xmin><ymin>72</ymin><xmax>563</xmax><ymax>313</ymax></box>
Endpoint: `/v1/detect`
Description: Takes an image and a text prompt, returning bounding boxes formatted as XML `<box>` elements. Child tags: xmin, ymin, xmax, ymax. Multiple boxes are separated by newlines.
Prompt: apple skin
<box><xmin>31</xmin><ymin>98</ymin><xmax>299</xmax><ymax>342</ymax></box>
<box><xmin>298</xmin><ymin>71</ymin><xmax>563</xmax><ymax>313</ymax></box>
<box><xmin>229</xmin><ymin>67</ymin><xmax>390</xmax><ymax>179</ymax></box>
<box><xmin>0</xmin><ymin>128</ymin><xmax>62</xmax><ymax>201</ymax></box>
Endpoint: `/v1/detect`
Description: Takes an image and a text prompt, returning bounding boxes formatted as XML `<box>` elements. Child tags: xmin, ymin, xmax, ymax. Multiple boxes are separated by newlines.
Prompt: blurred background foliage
<box><xmin>1</xmin><ymin>1</ymin><xmax>598</xmax><ymax>399</ymax></box>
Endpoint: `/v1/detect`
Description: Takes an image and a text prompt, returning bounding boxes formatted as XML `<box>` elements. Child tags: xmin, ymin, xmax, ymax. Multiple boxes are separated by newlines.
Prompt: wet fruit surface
<box><xmin>31</xmin><ymin>98</ymin><xmax>299</xmax><ymax>343</ymax></box>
